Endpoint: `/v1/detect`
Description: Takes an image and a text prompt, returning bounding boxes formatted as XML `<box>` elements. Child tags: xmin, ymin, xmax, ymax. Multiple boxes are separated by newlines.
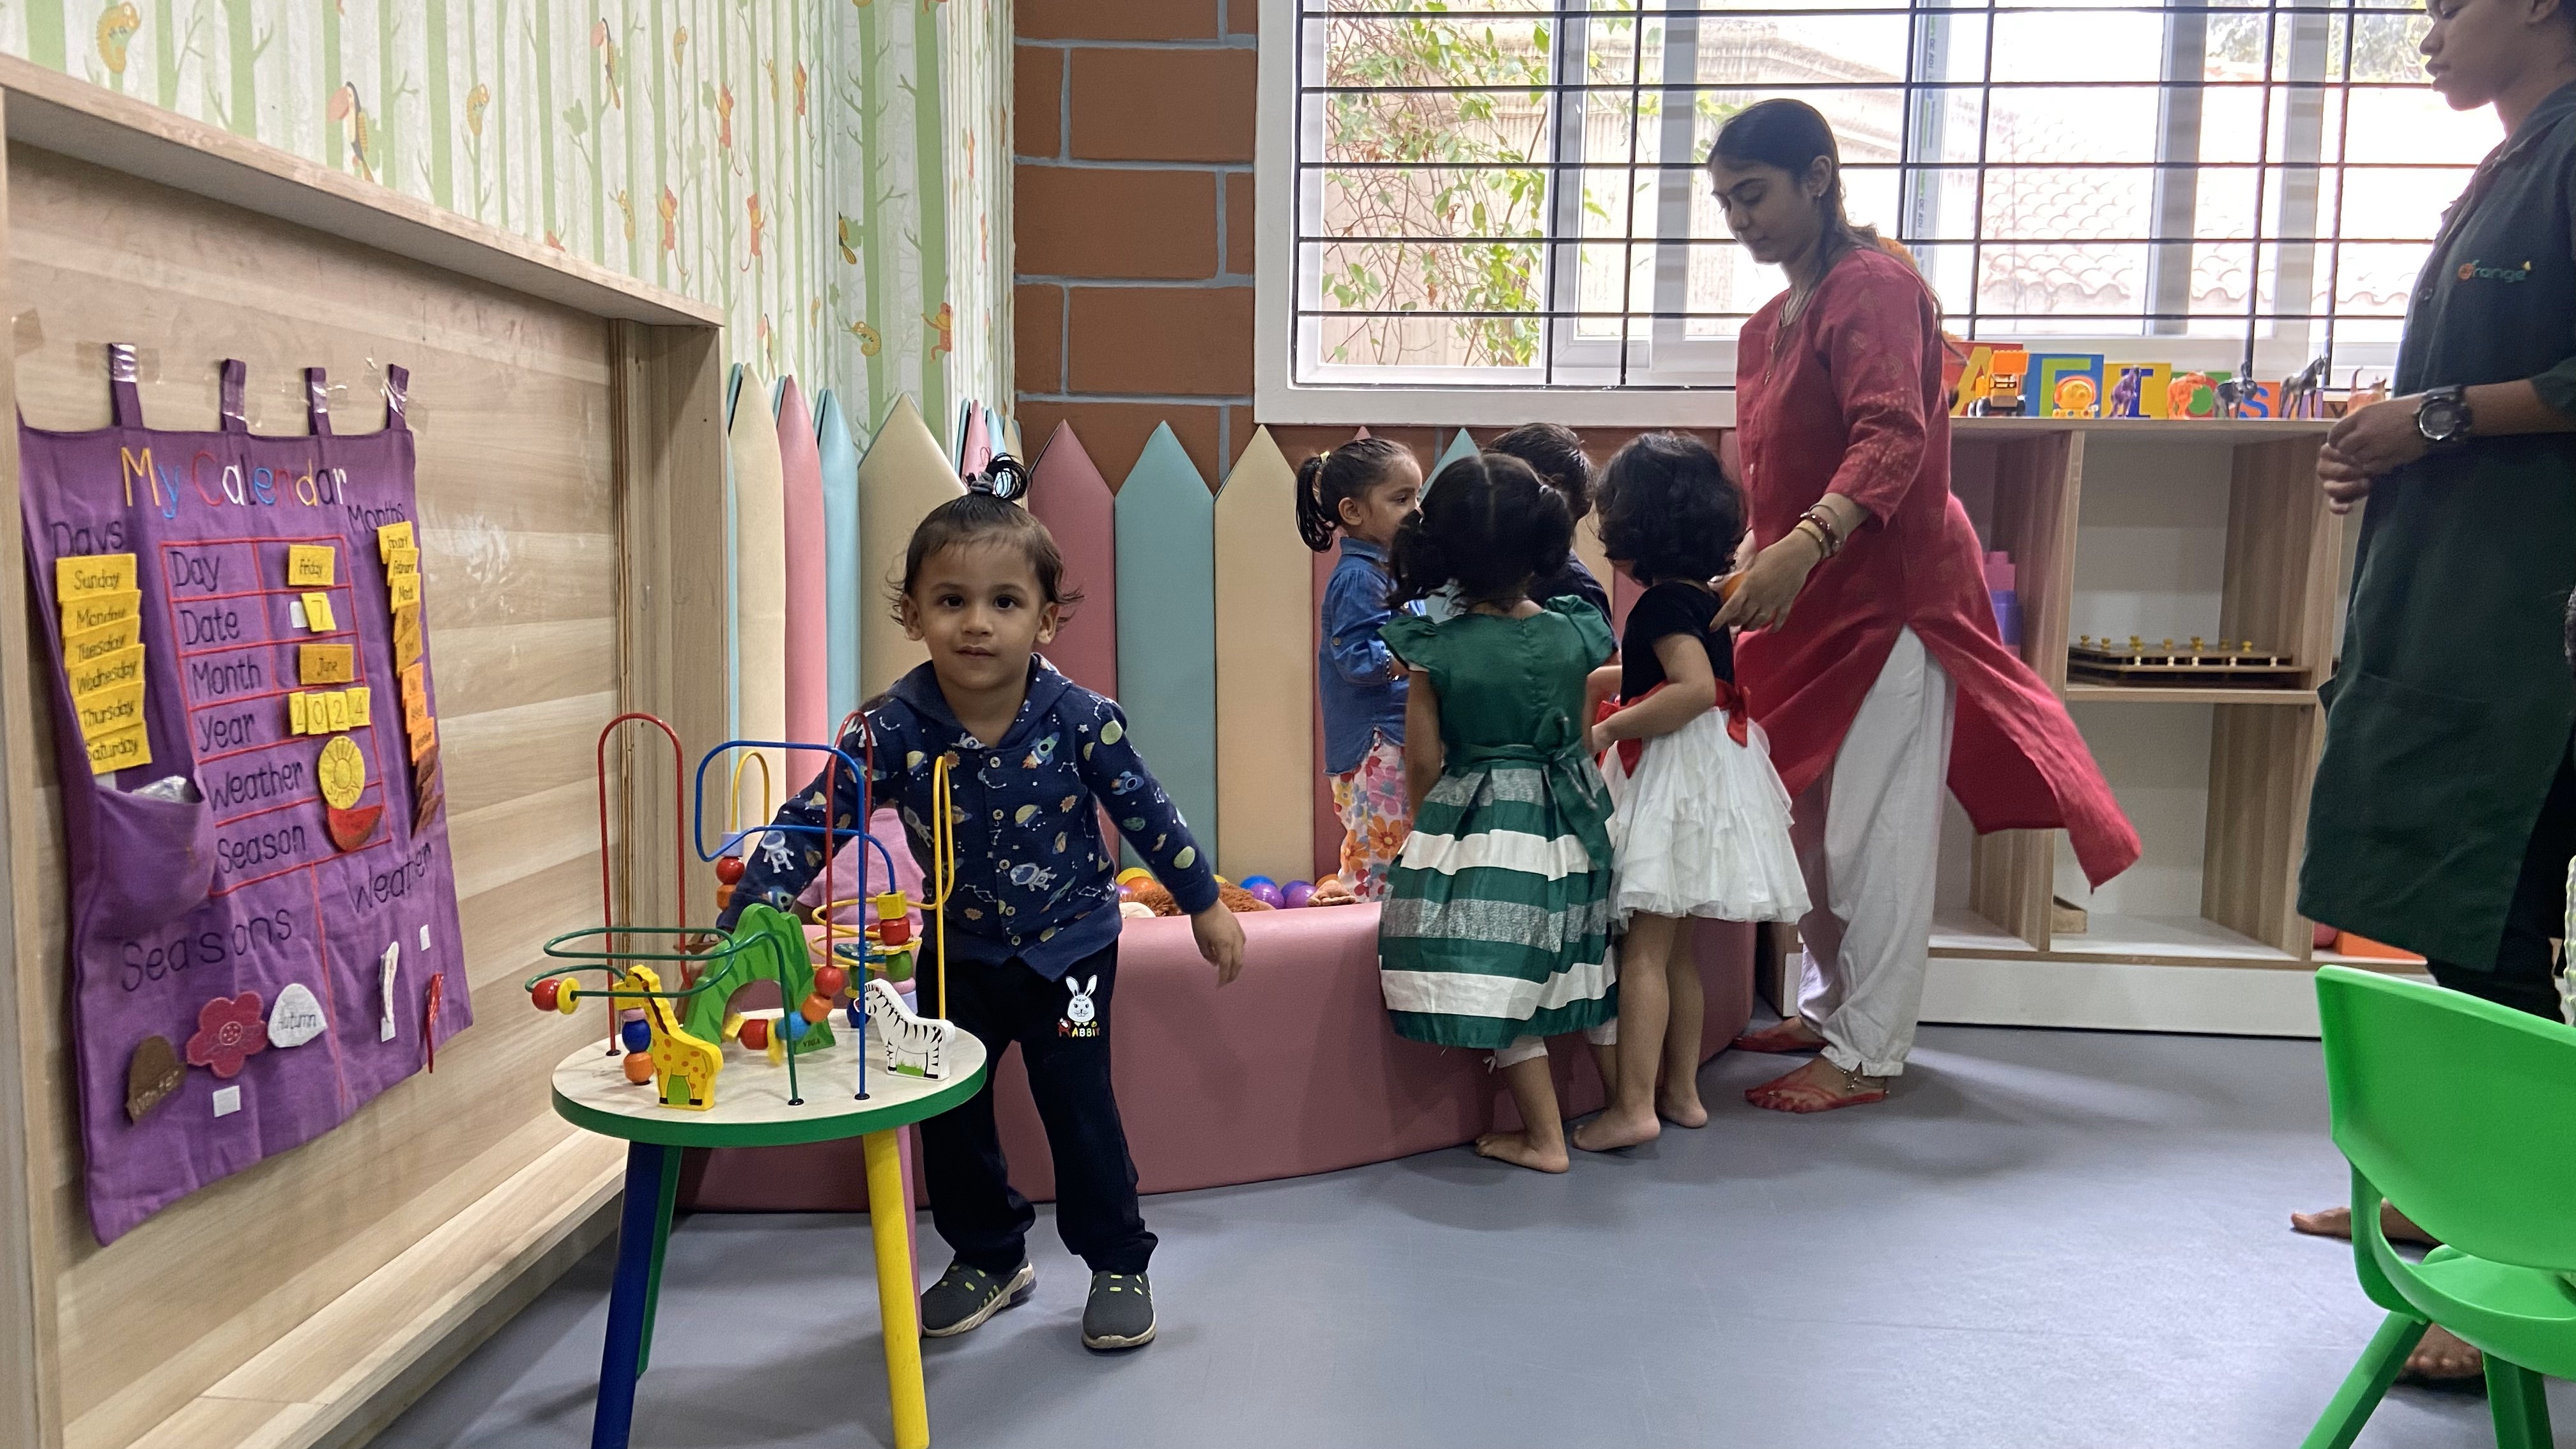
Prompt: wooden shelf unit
<box><xmin>1941</xmin><ymin>420</ymin><xmax>2346</xmax><ymax>986</ymax></box>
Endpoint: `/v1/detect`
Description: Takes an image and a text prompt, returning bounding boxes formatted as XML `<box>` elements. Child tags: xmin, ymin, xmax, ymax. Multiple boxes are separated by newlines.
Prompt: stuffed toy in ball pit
<box><xmin>1125</xmin><ymin>877</ymin><xmax>1272</xmax><ymax>917</ymax></box>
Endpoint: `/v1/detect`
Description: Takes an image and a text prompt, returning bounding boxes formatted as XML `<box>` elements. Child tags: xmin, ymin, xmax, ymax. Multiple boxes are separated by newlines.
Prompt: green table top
<box><xmin>551</xmin><ymin>1015</ymin><xmax>987</xmax><ymax>1148</ymax></box>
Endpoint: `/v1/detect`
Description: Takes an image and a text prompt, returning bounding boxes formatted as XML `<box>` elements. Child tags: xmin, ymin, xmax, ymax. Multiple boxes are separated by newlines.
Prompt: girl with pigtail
<box><xmin>1299</xmin><ymin>438</ymin><xmax>1425</xmax><ymax>902</ymax></box>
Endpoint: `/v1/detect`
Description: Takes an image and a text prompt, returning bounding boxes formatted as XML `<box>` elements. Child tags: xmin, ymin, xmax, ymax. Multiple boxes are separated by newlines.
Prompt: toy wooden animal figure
<box><xmin>866</xmin><ymin>976</ymin><xmax>955</xmax><ymax>1080</ymax></box>
<box><xmin>2108</xmin><ymin>366</ymin><xmax>2145</xmax><ymax>419</ymax></box>
<box><xmin>622</xmin><ymin>965</ymin><xmax>723</xmax><ymax>1110</ymax></box>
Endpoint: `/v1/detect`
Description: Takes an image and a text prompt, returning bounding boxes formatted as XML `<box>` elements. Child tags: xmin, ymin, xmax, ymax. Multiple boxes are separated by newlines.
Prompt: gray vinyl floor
<box><xmin>374</xmin><ymin>1024</ymin><xmax>2557</xmax><ymax>1449</ymax></box>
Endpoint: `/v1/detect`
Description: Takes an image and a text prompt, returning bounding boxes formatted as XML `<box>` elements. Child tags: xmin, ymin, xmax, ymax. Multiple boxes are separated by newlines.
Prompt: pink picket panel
<box><xmin>1027</xmin><ymin>422</ymin><xmax>1119</xmax><ymax>700</ymax></box>
<box><xmin>775</xmin><ymin>378</ymin><xmax>831</xmax><ymax>749</ymax></box>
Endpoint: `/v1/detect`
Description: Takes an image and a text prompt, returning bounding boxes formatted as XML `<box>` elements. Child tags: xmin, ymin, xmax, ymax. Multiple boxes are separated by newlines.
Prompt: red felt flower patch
<box><xmin>184</xmin><ymin>992</ymin><xmax>270</xmax><ymax>1079</ymax></box>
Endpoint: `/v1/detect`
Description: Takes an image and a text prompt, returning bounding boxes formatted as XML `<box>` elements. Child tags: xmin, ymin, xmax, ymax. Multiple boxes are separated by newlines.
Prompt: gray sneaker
<box><xmin>920</xmin><ymin>1260</ymin><xmax>1034</xmax><ymax>1338</ymax></box>
<box><xmin>1081</xmin><ymin>1271</ymin><xmax>1157</xmax><ymax>1351</ymax></box>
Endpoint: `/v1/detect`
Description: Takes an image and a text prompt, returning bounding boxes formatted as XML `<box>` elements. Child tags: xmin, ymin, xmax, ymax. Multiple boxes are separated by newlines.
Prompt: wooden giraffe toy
<box><xmin>620</xmin><ymin>964</ymin><xmax>723</xmax><ymax>1110</ymax></box>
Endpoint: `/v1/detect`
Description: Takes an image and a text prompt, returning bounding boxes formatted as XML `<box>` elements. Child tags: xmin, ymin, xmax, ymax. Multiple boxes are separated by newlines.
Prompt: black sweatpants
<box><xmin>2427</xmin><ymin>738</ymin><xmax>2576</xmax><ymax>1022</ymax></box>
<box><xmin>919</xmin><ymin>941</ymin><xmax>1154</xmax><ymax>1275</ymax></box>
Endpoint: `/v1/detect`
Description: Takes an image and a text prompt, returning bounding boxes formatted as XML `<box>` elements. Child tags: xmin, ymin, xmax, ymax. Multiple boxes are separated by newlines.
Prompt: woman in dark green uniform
<box><xmin>2294</xmin><ymin>0</ymin><xmax>2576</xmax><ymax>1384</ymax></box>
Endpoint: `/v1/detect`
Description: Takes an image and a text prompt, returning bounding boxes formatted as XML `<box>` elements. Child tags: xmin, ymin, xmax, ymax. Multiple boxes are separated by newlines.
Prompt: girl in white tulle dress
<box><xmin>1574</xmin><ymin>431</ymin><xmax>1809</xmax><ymax>1151</ymax></box>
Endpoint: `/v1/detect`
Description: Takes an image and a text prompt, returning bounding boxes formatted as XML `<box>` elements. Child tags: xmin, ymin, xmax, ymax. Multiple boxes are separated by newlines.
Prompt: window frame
<box><xmin>1254</xmin><ymin>0</ymin><xmax>2450</xmax><ymax>429</ymax></box>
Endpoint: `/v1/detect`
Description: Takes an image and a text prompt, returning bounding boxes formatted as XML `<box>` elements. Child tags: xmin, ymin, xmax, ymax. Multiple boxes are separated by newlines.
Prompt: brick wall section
<box><xmin>1015</xmin><ymin>0</ymin><xmax>1257</xmax><ymax>485</ymax></box>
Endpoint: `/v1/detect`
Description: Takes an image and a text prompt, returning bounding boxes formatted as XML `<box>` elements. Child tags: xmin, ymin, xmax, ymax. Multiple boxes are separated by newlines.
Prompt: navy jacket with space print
<box><xmin>720</xmin><ymin>657</ymin><xmax>1219</xmax><ymax>980</ymax></box>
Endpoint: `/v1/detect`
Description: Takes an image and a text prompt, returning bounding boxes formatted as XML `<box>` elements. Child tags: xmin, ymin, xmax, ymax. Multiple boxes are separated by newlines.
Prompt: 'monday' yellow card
<box><xmin>61</xmin><ymin>590</ymin><xmax>140</xmax><ymax>636</ymax></box>
<box><xmin>55</xmin><ymin>553</ymin><xmax>135</xmax><ymax>601</ymax></box>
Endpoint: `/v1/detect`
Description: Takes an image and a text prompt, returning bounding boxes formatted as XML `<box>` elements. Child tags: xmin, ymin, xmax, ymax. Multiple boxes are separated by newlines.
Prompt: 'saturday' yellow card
<box><xmin>55</xmin><ymin>553</ymin><xmax>135</xmax><ymax>601</ymax></box>
<box><xmin>287</xmin><ymin>544</ymin><xmax>336</xmax><ymax>588</ymax></box>
<box><xmin>86</xmin><ymin>723</ymin><xmax>150</xmax><ymax>775</ymax></box>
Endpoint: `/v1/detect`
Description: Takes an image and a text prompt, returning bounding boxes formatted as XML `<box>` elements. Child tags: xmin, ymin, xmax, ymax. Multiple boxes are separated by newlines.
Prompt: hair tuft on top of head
<box><xmin>1388</xmin><ymin>452</ymin><xmax>1572</xmax><ymax>610</ymax></box>
<box><xmin>886</xmin><ymin>490</ymin><xmax>1082</xmax><ymax>622</ymax></box>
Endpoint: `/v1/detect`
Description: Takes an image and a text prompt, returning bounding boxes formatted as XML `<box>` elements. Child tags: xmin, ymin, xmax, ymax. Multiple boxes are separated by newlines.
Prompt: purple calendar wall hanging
<box><xmin>20</xmin><ymin>349</ymin><xmax>469</xmax><ymax>1243</ymax></box>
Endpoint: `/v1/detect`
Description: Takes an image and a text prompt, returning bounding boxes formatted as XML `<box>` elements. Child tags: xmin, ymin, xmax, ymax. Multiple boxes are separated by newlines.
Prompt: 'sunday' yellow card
<box><xmin>55</xmin><ymin>553</ymin><xmax>135</xmax><ymax>601</ymax></box>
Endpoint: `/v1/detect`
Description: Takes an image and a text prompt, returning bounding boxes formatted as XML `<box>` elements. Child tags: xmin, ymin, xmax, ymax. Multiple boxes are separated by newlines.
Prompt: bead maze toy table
<box><xmin>551</xmin><ymin>1022</ymin><xmax>987</xmax><ymax>1449</ymax></box>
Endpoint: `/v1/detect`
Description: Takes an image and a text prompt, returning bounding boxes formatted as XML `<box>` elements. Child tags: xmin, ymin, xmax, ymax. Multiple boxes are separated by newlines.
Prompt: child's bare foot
<box><xmin>2402</xmin><ymin>1324</ymin><xmax>2484</xmax><ymax>1384</ymax></box>
<box><xmin>1656</xmin><ymin>1088</ymin><xmax>1709</xmax><ymax>1128</ymax></box>
<box><xmin>1473</xmin><ymin>1130</ymin><xmax>1570</xmax><ymax>1173</ymax></box>
<box><xmin>1572</xmin><ymin>1105</ymin><xmax>1660</xmax><ymax>1152</ymax></box>
<box><xmin>2290</xmin><ymin>1202</ymin><xmax>2437</xmax><ymax>1246</ymax></box>
<box><xmin>1745</xmin><ymin>1057</ymin><xmax>1887</xmax><ymax>1113</ymax></box>
<box><xmin>1731</xmin><ymin>1019</ymin><xmax>1826</xmax><ymax>1054</ymax></box>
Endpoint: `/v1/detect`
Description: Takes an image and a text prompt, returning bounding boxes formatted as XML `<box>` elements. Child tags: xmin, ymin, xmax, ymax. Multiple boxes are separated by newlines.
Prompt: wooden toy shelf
<box><xmin>1933</xmin><ymin>413</ymin><xmax>2402</xmax><ymax>1034</ymax></box>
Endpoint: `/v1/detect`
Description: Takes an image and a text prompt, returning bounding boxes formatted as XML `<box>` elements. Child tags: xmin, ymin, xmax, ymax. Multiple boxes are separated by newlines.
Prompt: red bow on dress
<box><xmin>1595</xmin><ymin>679</ymin><xmax>1751</xmax><ymax>775</ymax></box>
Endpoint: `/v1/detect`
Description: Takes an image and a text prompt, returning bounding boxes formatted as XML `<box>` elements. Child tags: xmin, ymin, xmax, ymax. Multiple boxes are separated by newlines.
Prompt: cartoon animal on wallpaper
<box><xmin>847</xmin><ymin>319</ymin><xmax>882</xmax><ymax>357</ymax></box>
<box><xmin>757</xmin><ymin>314</ymin><xmax>777</xmax><ymax>371</ymax></box>
<box><xmin>716</xmin><ymin>82</ymin><xmax>735</xmax><ymax>151</ymax></box>
<box><xmin>659</xmin><ymin>185</ymin><xmax>682</xmax><ymax>257</ymax></box>
<box><xmin>326</xmin><ymin>83</ymin><xmax>381</xmax><ymax>183</ymax></box>
<box><xmin>764</xmin><ymin>58</ymin><xmax>779</xmax><ymax>105</ymax></box>
<box><xmin>795</xmin><ymin>62</ymin><xmax>809</xmax><ymax>119</ymax></box>
<box><xmin>924</xmin><ymin>303</ymin><xmax>954</xmax><ymax>356</ymax></box>
<box><xmin>466</xmin><ymin>82</ymin><xmax>491</xmax><ymax>139</ymax></box>
<box><xmin>838</xmin><ymin>215</ymin><xmax>861</xmax><ymax>266</ymax></box>
<box><xmin>613</xmin><ymin>188</ymin><xmax>636</xmax><ymax>241</ymax></box>
<box><xmin>743</xmin><ymin>194</ymin><xmax>767</xmax><ymax>270</ymax></box>
<box><xmin>671</xmin><ymin>24</ymin><xmax>689</xmax><ymax>72</ymax></box>
<box><xmin>95</xmin><ymin>3</ymin><xmax>140</xmax><ymax>81</ymax></box>
<box><xmin>592</xmin><ymin>19</ymin><xmax>624</xmax><ymax>110</ymax></box>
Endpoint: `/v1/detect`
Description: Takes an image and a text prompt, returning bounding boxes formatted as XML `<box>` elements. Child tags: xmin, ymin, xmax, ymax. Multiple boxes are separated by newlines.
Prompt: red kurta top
<box><xmin>1733</xmin><ymin>247</ymin><xmax>2140</xmax><ymax>887</ymax></box>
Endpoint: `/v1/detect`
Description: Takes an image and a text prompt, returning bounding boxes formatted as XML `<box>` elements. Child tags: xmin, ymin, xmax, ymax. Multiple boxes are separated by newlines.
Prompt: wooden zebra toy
<box><xmin>866</xmin><ymin>976</ymin><xmax>956</xmax><ymax>1080</ymax></box>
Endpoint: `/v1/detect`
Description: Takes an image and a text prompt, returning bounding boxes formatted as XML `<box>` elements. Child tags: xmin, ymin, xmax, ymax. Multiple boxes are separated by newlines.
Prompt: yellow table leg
<box><xmin>864</xmin><ymin>1128</ymin><xmax>930</xmax><ymax>1449</ymax></box>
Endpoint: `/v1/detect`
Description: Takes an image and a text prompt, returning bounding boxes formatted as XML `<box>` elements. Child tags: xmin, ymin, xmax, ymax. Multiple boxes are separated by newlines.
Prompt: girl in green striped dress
<box><xmin>1377</xmin><ymin>452</ymin><xmax>1621</xmax><ymax>1174</ymax></box>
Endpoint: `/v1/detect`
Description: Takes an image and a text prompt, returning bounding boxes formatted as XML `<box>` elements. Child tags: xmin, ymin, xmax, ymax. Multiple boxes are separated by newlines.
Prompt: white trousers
<box><xmin>1792</xmin><ymin>627</ymin><xmax>1955</xmax><ymax>1078</ymax></box>
<box><xmin>1492</xmin><ymin>1018</ymin><xmax>1618</xmax><ymax>1070</ymax></box>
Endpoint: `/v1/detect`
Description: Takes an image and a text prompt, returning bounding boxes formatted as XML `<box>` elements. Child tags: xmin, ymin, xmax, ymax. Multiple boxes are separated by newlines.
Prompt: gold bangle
<box><xmin>1798</xmin><ymin>505</ymin><xmax>1845</xmax><ymax>557</ymax></box>
<box><xmin>1793</xmin><ymin>519</ymin><xmax>1833</xmax><ymax>560</ymax></box>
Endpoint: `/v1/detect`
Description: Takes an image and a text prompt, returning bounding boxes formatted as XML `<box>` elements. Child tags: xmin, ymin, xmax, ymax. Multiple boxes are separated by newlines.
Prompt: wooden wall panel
<box><xmin>1026</xmin><ymin>422</ymin><xmax>1118</xmax><ymax>700</ymax></box>
<box><xmin>0</xmin><ymin>134</ymin><xmax>713</xmax><ymax>1449</ymax></box>
<box><xmin>1213</xmin><ymin>427</ymin><xmax>1314</xmax><ymax>882</ymax></box>
<box><xmin>854</xmin><ymin>396</ymin><xmax>965</xmax><ymax>700</ymax></box>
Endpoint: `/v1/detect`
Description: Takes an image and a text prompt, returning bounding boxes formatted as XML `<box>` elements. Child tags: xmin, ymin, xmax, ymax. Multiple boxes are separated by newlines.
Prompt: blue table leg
<box><xmin>592</xmin><ymin>1142</ymin><xmax>669</xmax><ymax>1449</ymax></box>
<box><xmin>637</xmin><ymin>1146</ymin><xmax>681</xmax><ymax>1375</ymax></box>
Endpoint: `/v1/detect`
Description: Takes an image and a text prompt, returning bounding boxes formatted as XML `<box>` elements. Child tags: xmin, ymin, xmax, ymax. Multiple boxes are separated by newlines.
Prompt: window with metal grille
<box><xmin>1268</xmin><ymin>0</ymin><xmax>2491</xmax><ymax>411</ymax></box>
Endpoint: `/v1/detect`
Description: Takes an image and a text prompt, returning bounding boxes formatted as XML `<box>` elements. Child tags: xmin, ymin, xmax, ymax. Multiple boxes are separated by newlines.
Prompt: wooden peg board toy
<box><xmin>2067</xmin><ymin>635</ymin><xmax>2301</xmax><ymax>688</ymax></box>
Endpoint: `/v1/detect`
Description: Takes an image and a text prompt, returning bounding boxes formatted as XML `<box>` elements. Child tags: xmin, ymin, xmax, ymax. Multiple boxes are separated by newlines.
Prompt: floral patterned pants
<box><xmin>1331</xmin><ymin>732</ymin><xmax>1412</xmax><ymax>903</ymax></box>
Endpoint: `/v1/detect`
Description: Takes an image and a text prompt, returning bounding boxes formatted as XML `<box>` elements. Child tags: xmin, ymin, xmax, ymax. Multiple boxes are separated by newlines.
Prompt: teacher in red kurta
<box><xmin>1709</xmin><ymin>100</ymin><xmax>2140</xmax><ymax>1112</ymax></box>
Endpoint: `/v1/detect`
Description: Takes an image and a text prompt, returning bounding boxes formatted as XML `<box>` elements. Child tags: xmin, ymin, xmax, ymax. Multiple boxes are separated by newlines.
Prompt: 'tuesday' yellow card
<box><xmin>63</xmin><ymin>615</ymin><xmax>141</xmax><ymax>664</ymax></box>
<box><xmin>55</xmin><ymin>553</ymin><xmax>135</xmax><ymax>601</ymax></box>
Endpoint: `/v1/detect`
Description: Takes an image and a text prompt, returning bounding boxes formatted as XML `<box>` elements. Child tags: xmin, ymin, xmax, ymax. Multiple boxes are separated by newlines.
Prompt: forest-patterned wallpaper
<box><xmin>1</xmin><ymin>0</ymin><xmax>1011</xmax><ymax>440</ymax></box>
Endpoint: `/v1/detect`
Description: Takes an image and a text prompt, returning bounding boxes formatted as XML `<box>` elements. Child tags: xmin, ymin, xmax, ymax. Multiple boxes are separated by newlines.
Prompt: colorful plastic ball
<box><xmin>716</xmin><ymin>855</ymin><xmax>746</xmax><ymax>885</ymax></box>
<box><xmin>1117</xmin><ymin>882</ymin><xmax>1139</xmax><ymax>903</ymax></box>
<box><xmin>1282</xmin><ymin>880</ymin><xmax>1315</xmax><ymax>909</ymax></box>
<box><xmin>530</xmin><ymin>977</ymin><xmax>562</xmax><ymax>1012</ymax></box>
<box><xmin>1116</xmin><ymin>866</ymin><xmax>1152</xmax><ymax>886</ymax></box>
<box><xmin>1242</xmin><ymin>875</ymin><xmax>1276</xmax><ymax>891</ymax></box>
<box><xmin>798</xmin><ymin>994</ymin><xmax>833</xmax><ymax>1024</ymax></box>
<box><xmin>555</xmin><ymin>979</ymin><xmax>583</xmax><ymax>1015</ymax></box>
<box><xmin>620</xmin><ymin>1020</ymin><xmax>652</xmax><ymax>1054</ymax></box>
<box><xmin>780</xmin><ymin>1010</ymin><xmax>812</xmax><ymax>1043</ymax></box>
<box><xmin>739</xmin><ymin>1017</ymin><xmax>770</xmax><ymax>1051</ymax></box>
<box><xmin>1248</xmin><ymin>882</ymin><xmax>1285</xmax><ymax>908</ymax></box>
<box><xmin>813</xmin><ymin>963</ymin><xmax>849</xmax><ymax>999</ymax></box>
<box><xmin>622</xmin><ymin>1052</ymin><xmax>656</xmax><ymax>1084</ymax></box>
<box><xmin>884</xmin><ymin>951</ymin><xmax>916</xmax><ymax>983</ymax></box>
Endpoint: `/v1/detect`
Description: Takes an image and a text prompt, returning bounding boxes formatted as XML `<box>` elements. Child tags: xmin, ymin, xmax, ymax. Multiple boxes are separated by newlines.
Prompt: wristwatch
<box><xmin>2416</xmin><ymin>386</ymin><xmax>2474</xmax><ymax>447</ymax></box>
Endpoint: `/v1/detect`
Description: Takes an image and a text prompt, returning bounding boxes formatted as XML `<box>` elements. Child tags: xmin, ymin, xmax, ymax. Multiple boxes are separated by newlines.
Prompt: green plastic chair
<box><xmin>2304</xmin><ymin>965</ymin><xmax>2576</xmax><ymax>1449</ymax></box>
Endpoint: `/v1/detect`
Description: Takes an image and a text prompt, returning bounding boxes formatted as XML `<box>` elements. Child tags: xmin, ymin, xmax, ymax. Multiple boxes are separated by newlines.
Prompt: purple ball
<box><xmin>1280</xmin><ymin>880</ymin><xmax>1315</xmax><ymax>909</ymax></box>
<box><xmin>1248</xmin><ymin>882</ymin><xmax>1285</xmax><ymax>909</ymax></box>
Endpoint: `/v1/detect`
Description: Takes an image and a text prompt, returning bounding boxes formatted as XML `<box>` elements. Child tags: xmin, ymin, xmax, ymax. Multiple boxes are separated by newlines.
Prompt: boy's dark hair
<box><xmin>1596</xmin><ymin>432</ymin><xmax>1746</xmax><ymax>586</ymax></box>
<box><xmin>1389</xmin><ymin>453</ymin><xmax>1572</xmax><ymax>611</ymax></box>
<box><xmin>1485</xmin><ymin>423</ymin><xmax>1595</xmax><ymax>523</ymax></box>
<box><xmin>887</xmin><ymin>493</ymin><xmax>1082</xmax><ymax>619</ymax></box>
<box><xmin>1295</xmin><ymin>436</ymin><xmax>1414</xmax><ymax>552</ymax></box>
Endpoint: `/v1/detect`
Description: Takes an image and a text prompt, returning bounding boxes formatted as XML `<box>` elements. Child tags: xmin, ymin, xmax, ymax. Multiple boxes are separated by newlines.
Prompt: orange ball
<box><xmin>813</xmin><ymin>964</ymin><xmax>848</xmax><ymax>999</ymax></box>
<box><xmin>622</xmin><ymin>1051</ymin><xmax>654</xmax><ymax>1084</ymax></box>
<box><xmin>798</xmin><ymin>994</ymin><xmax>832</xmax><ymax>1024</ymax></box>
<box><xmin>739</xmin><ymin>1017</ymin><xmax>770</xmax><ymax>1051</ymax></box>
